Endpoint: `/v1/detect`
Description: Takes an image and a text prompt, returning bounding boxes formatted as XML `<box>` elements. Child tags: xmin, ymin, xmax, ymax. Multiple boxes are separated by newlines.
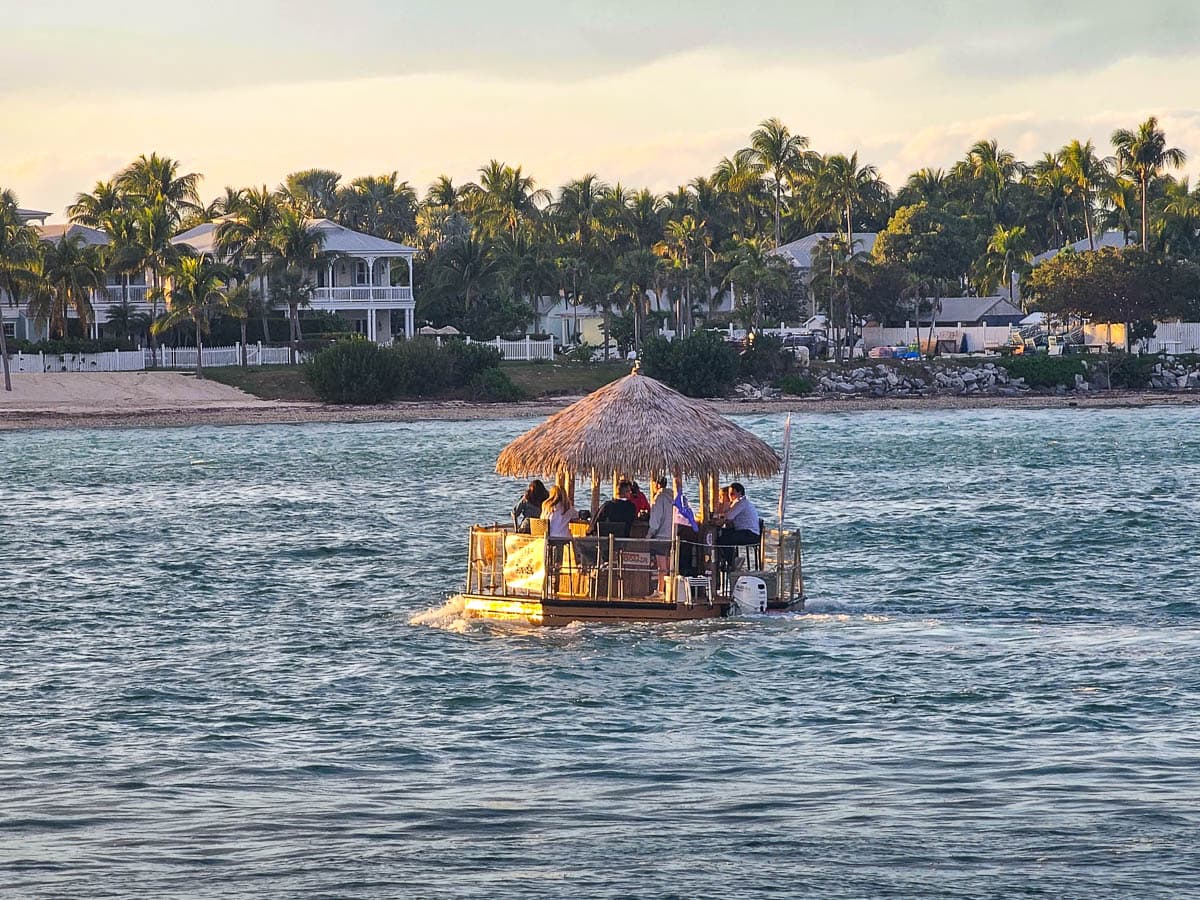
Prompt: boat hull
<box><xmin>461</xmin><ymin>593</ymin><xmax>732</xmax><ymax>626</ymax></box>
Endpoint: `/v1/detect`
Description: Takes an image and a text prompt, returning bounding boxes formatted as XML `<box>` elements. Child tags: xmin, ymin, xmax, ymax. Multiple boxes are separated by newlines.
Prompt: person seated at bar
<box><xmin>712</xmin><ymin>484</ymin><xmax>733</xmax><ymax>519</ymax></box>
<box><xmin>588</xmin><ymin>480</ymin><xmax>638</xmax><ymax>538</ymax></box>
<box><xmin>717</xmin><ymin>482</ymin><xmax>761</xmax><ymax>567</ymax></box>
<box><xmin>629</xmin><ymin>482</ymin><xmax>651</xmax><ymax>519</ymax></box>
<box><xmin>647</xmin><ymin>476</ymin><xmax>674</xmax><ymax>596</ymax></box>
<box><xmin>512</xmin><ymin>479</ymin><xmax>549</xmax><ymax>533</ymax></box>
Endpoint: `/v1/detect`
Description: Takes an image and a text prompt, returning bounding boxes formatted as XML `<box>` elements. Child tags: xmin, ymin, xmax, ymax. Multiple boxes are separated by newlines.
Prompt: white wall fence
<box><xmin>6</xmin><ymin>343</ymin><xmax>296</xmax><ymax>373</ymax></box>
<box><xmin>441</xmin><ymin>335</ymin><xmax>555</xmax><ymax>361</ymax></box>
<box><xmin>863</xmin><ymin>324</ymin><xmax>1019</xmax><ymax>353</ymax></box>
<box><xmin>1144</xmin><ymin>323</ymin><xmax>1200</xmax><ymax>354</ymax></box>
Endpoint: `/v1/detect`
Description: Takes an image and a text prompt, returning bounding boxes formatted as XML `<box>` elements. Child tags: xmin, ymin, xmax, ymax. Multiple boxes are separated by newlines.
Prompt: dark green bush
<box><xmin>393</xmin><ymin>338</ymin><xmax>456</xmax><ymax>395</ymax></box>
<box><xmin>470</xmin><ymin>367</ymin><xmax>525</xmax><ymax>402</ymax></box>
<box><xmin>998</xmin><ymin>355</ymin><xmax>1086</xmax><ymax>388</ymax></box>
<box><xmin>304</xmin><ymin>339</ymin><xmax>402</xmax><ymax>404</ymax></box>
<box><xmin>8</xmin><ymin>337</ymin><xmax>136</xmax><ymax>353</ymax></box>
<box><xmin>777</xmin><ymin>373</ymin><xmax>814</xmax><ymax>395</ymax></box>
<box><xmin>443</xmin><ymin>341</ymin><xmax>503</xmax><ymax>386</ymax></box>
<box><xmin>1105</xmin><ymin>354</ymin><xmax>1157</xmax><ymax>388</ymax></box>
<box><xmin>738</xmin><ymin>334</ymin><xmax>793</xmax><ymax>383</ymax></box>
<box><xmin>641</xmin><ymin>331</ymin><xmax>740</xmax><ymax>397</ymax></box>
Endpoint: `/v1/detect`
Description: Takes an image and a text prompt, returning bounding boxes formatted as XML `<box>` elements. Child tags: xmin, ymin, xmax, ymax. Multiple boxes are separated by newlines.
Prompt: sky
<box><xmin>4</xmin><ymin>0</ymin><xmax>1200</xmax><ymax>218</ymax></box>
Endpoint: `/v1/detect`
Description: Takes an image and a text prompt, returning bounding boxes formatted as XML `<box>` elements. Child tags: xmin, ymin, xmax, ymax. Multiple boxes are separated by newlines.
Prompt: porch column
<box><xmin>405</xmin><ymin>307</ymin><xmax>414</xmax><ymax>338</ymax></box>
<box><xmin>365</xmin><ymin>256</ymin><xmax>377</xmax><ymax>287</ymax></box>
<box><xmin>326</xmin><ymin>261</ymin><xmax>334</xmax><ymax>292</ymax></box>
<box><xmin>383</xmin><ymin>259</ymin><xmax>391</xmax><ymax>287</ymax></box>
<box><xmin>367</xmin><ymin>308</ymin><xmax>376</xmax><ymax>342</ymax></box>
<box><xmin>406</xmin><ymin>255</ymin><xmax>414</xmax><ymax>287</ymax></box>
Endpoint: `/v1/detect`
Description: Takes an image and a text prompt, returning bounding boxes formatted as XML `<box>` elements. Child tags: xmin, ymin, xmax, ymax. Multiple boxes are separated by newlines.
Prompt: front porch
<box><xmin>309</xmin><ymin>226</ymin><xmax>416</xmax><ymax>342</ymax></box>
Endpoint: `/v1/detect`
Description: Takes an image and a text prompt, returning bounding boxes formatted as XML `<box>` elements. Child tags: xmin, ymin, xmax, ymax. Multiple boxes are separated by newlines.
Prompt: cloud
<box><xmin>3</xmin><ymin>45</ymin><xmax>1199</xmax><ymax>216</ymax></box>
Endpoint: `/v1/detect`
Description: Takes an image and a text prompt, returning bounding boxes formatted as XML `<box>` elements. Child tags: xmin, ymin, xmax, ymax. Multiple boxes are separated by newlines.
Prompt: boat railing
<box><xmin>466</xmin><ymin>522</ymin><xmax>803</xmax><ymax>606</ymax></box>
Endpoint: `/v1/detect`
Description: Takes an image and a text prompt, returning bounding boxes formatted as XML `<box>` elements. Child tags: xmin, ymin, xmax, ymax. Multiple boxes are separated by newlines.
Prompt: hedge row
<box><xmin>304</xmin><ymin>338</ymin><xmax>524</xmax><ymax>404</ymax></box>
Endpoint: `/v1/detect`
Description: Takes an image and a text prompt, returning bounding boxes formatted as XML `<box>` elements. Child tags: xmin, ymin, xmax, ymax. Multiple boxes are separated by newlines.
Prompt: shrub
<box><xmin>392</xmin><ymin>338</ymin><xmax>456</xmax><ymax>396</ymax></box>
<box><xmin>998</xmin><ymin>355</ymin><xmax>1086</xmax><ymax>388</ymax></box>
<box><xmin>1105</xmin><ymin>353</ymin><xmax>1157</xmax><ymax>389</ymax></box>
<box><xmin>777</xmin><ymin>373</ymin><xmax>814</xmax><ymax>396</ymax></box>
<box><xmin>443</xmin><ymin>341</ymin><xmax>503</xmax><ymax>386</ymax></box>
<box><xmin>304</xmin><ymin>339</ymin><xmax>402</xmax><ymax>404</ymax></box>
<box><xmin>640</xmin><ymin>330</ymin><xmax>740</xmax><ymax>397</ymax></box>
<box><xmin>565</xmin><ymin>342</ymin><xmax>595</xmax><ymax>364</ymax></box>
<box><xmin>739</xmin><ymin>334</ymin><xmax>793</xmax><ymax>383</ymax></box>
<box><xmin>470</xmin><ymin>367</ymin><xmax>525</xmax><ymax>402</ymax></box>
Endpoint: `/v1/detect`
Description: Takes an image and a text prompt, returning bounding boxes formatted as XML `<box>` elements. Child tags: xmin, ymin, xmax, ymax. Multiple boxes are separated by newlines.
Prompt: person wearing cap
<box><xmin>588</xmin><ymin>480</ymin><xmax>638</xmax><ymax>538</ymax></box>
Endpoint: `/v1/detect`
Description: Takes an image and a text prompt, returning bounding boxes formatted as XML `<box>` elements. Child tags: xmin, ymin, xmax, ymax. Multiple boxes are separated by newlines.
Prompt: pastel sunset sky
<box><xmin>5</xmin><ymin>0</ymin><xmax>1200</xmax><ymax>217</ymax></box>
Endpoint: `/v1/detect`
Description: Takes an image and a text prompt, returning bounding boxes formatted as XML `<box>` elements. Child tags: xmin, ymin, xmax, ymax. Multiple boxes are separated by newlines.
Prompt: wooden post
<box><xmin>698</xmin><ymin>479</ymin><xmax>708</xmax><ymax>524</ymax></box>
<box><xmin>612</xmin><ymin>470</ymin><xmax>619</xmax><ymax>498</ymax></box>
<box><xmin>709</xmin><ymin>472</ymin><xmax>720</xmax><ymax>519</ymax></box>
<box><xmin>565</xmin><ymin>471</ymin><xmax>576</xmax><ymax>507</ymax></box>
<box><xmin>590</xmin><ymin>471</ymin><xmax>600</xmax><ymax>518</ymax></box>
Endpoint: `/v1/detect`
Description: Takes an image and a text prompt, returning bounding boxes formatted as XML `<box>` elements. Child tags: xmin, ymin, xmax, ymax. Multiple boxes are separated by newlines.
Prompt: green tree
<box><xmin>30</xmin><ymin>234</ymin><xmax>106</xmax><ymax>338</ymax></box>
<box><xmin>269</xmin><ymin>210</ymin><xmax>325</xmax><ymax>362</ymax></box>
<box><xmin>217</xmin><ymin>186</ymin><xmax>282</xmax><ymax>343</ymax></box>
<box><xmin>337</xmin><ymin>173</ymin><xmax>419</xmax><ymax>242</ymax></box>
<box><xmin>280</xmin><ymin>169</ymin><xmax>342</xmax><ymax>218</ymax></box>
<box><xmin>0</xmin><ymin>190</ymin><xmax>42</xmax><ymax>390</ymax></box>
<box><xmin>749</xmin><ymin>118</ymin><xmax>808</xmax><ymax>247</ymax></box>
<box><xmin>1111</xmin><ymin>117</ymin><xmax>1188</xmax><ymax>250</ymax></box>
<box><xmin>152</xmin><ymin>254</ymin><xmax>235</xmax><ymax>377</ymax></box>
<box><xmin>1059</xmin><ymin>139</ymin><xmax>1110</xmax><ymax>250</ymax></box>
<box><xmin>977</xmin><ymin>224</ymin><xmax>1034</xmax><ymax>304</ymax></box>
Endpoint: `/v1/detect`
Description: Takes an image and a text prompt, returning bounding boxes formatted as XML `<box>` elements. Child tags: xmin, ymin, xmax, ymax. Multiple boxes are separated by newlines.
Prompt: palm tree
<box><xmin>67</xmin><ymin>180</ymin><xmax>125</xmax><ymax>229</ymax></box>
<box><xmin>614</xmin><ymin>248</ymin><xmax>664</xmax><ymax>350</ymax></box>
<box><xmin>0</xmin><ymin>190</ymin><xmax>42</xmax><ymax>390</ymax></box>
<box><xmin>978</xmin><ymin>225</ymin><xmax>1034</xmax><ymax>304</ymax></box>
<box><xmin>31</xmin><ymin>234</ymin><xmax>106</xmax><ymax>338</ymax></box>
<box><xmin>1097</xmin><ymin>176</ymin><xmax>1139</xmax><ymax>245</ymax></box>
<box><xmin>749</xmin><ymin>118</ymin><xmax>808</xmax><ymax>247</ymax></box>
<box><xmin>217</xmin><ymin>186</ymin><xmax>282</xmax><ymax>342</ymax></box>
<box><xmin>555</xmin><ymin>174</ymin><xmax>610</xmax><ymax>253</ymax></box>
<box><xmin>269</xmin><ymin>210</ymin><xmax>325</xmax><ymax>363</ymax></box>
<box><xmin>224</xmin><ymin>282</ymin><xmax>258</xmax><ymax>367</ymax></box>
<box><xmin>116</xmin><ymin>153</ymin><xmax>201</xmax><ymax>224</ymax></box>
<box><xmin>1111</xmin><ymin>117</ymin><xmax>1188</xmax><ymax>250</ymax></box>
<box><xmin>723</xmin><ymin>237</ymin><xmax>790</xmax><ymax>332</ymax></box>
<box><xmin>280</xmin><ymin>169</ymin><xmax>342</xmax><ymax>218</ymax></box>
<box><xmin>961</xmin><ymin>139</ymin><xmax>1022</xmax><ymax>220</ymax></box>
<box><xmin>434</xmin><ymin>235</ymin><xmax>498</xmax><ymax>313</ymax></box>
<box><xmin>811</xmin><ymin>152</ymin><xmax>890</xmax><ymax>263</ymax></box>
<box><xmin>898</xmin><ymin>168</ymin><xmax>948</xmax><ymax>207</ymax></box>
<box><xmin>1058</xmin><ymin>139</ymin><xmax>1110</xmax><ymax>250</ymax></box>
<box><xmin>152</xmin><ymin>255</ymin><xmax>234</xmax><ymax>377</ymax></box>
<box><xmin>471</xmin><ymin>161</ymin><xmax>550</xmax><ymax>242</ymax></box>
<box><xmin>338</xmin><ymin>173</ymin><xmax>419</xmax><ymax>242</ymax></box>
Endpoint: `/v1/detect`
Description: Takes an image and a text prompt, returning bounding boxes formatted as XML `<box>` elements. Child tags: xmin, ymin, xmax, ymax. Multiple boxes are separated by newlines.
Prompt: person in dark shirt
<box><xmin>589</xmin><ymin>480</ymin><xmax>638</xmax><ymax>538</ymax></box>
<box><xmin>628</xmin><ymin>482</ymin><xmax>651</xmax><ymax>519</ymax></box>
<box><xmin>512</xmin><ymin>479</ymin><xmax>549</xmax><ymax>532</ymax></box>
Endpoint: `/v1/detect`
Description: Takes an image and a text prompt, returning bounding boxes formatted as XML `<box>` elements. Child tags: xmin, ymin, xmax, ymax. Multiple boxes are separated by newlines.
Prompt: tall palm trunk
<box><xmin>773</xmin><ymin>180</ymin><xmax>782</xmax><ymax>248</ymax></box>
<box><xmin>289</xmin><ymin>303</ymin><xmax>299</xmax><ymax>365</ymax></box>
<box><xmin>1082</xmin><ymin>190</ymin><xmax>1095</xmax><ymax>250</ymax></box>
<box><xmin>0</xmin><ymin>304</ymin><xmax>11</xmax><ymax>392</ymax></box>
<box><xmin>258</xmin><ymin>268</ymin><xmax>272</xmax><ymax>343</ymax></box>
<box><xmin>195</xmin><ymin>319</ymin><xmax>204</xmax><ymax>379</ymax></box>
<box><xmin>240</xmin><ymin>320</ymin><xmax>248</xmax><ymax>367</ymax></box>
<box><xmin>1140</xmin><ymin>174</ymin><xmax>1149</xmax><ymax>251</ymax></box>
<box><xmin>148</xmin><ymin>269</ymin><xmax>160</xmax><ymax>367</ymax></box>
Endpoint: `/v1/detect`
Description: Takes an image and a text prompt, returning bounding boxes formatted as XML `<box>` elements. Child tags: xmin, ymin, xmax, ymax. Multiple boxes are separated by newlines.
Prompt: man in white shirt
<box><xmin>717</xmin><ymin>482</ymin><xmax>761</xmax><ymax>567</ymax></box>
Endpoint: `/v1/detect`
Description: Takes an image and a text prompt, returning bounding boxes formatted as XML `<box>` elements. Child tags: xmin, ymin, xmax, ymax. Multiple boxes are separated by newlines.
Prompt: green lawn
<box><xmin>205</xmin><ymin>366</ymin><xmax>317</xmax><ymax>401</ymax></box>
<box><xmin>502</xmin><ymin>360</ymin><xmax>629</xmax><ymax>397</ymax></box>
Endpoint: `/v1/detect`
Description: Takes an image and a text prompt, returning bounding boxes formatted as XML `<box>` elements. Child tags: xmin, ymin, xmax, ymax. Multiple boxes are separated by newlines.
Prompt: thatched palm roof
<box><xmin>495</xmin><ymin>371</ymin><xmax>780</xmax><ymax>480</ymax></box>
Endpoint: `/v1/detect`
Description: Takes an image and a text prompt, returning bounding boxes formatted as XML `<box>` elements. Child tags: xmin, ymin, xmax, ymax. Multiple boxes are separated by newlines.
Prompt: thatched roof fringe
<box><xmin>495</xmin><ymin>372</ymin><xmax>780</xmax><ymax>480</ymax></box>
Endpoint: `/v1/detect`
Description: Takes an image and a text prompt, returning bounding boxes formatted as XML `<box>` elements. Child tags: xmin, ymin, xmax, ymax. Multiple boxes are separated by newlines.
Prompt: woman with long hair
<box><xmin>512</xmin><ymin>479</ymin><xmax>549</xmax><ymax>532</ymax></box>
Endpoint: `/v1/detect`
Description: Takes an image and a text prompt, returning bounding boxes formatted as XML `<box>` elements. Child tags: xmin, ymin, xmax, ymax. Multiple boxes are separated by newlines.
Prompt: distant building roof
<box><xmin>1032</xmin><ymin>231</ymin><xmax>1129</xmax><ymax>265</ymax></box>
<box><xmin>771</xmin><ymin>232</ymin><xmax>878</xmax><ymax>269</ymax></box>
<box><xmin>928</xmin><ymin>296</ymin><xmax>1023</xmax><ymax>323</ymax></box>
<box><xmin>37</xmin><ymin>223</ymin><xmax>109</xmax><ymax>246</ymax></box>
<box><xmin>174</xmin><ymin>217</ymin><xmax>416</xmax><ymax>256</ymax></box>
<box><xmin>17</xmin><ymin>208</ymin><xmax>51</xmax><ymax>224</ymax></box>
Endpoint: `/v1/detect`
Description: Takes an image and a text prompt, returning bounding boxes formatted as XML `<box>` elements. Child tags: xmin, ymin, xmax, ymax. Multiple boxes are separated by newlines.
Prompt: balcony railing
<box><xmin>312</xmin><ymin>286</ymin><xmax>413</xmax><ymax>303</ymax></box>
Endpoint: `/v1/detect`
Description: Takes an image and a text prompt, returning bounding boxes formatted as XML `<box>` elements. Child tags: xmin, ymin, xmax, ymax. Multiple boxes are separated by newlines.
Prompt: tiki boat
<box><xmin>460</xmin><ymin>369</ymin><xmax>805</xmax><ymax>626</ymax></box>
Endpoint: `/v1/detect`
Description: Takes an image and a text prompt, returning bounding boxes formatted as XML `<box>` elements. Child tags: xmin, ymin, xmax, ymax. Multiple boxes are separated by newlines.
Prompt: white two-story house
<box><xmin>174</xmin><ymin>217</ymin><xmax>417</xmax><ymax>342</ymax></box>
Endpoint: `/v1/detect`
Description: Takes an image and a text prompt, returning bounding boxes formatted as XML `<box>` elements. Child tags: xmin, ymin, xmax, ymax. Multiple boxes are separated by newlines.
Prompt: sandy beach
<box><xmin>1</xmin><ymin>372</ymin><xmax>1198</xmax><ymax>431</ymax></box>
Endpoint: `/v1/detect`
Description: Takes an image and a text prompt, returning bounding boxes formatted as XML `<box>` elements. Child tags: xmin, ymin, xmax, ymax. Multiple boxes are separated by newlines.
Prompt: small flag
<box><xmin>673</xmin><ymin>490</ymin><xmax>698</xmax><ymax>532</ymax></box>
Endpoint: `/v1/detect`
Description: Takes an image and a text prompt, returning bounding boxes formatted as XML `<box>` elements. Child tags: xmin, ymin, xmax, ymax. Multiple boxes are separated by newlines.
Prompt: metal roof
<box><xmin>173</xmin><ymin>217</ymin><xmax>415</xmax><ymax>256</ymax></box>
<box><xmin>1032</xmin><ymin>231</ymin><xmax>1129</xmax><ymax>265</ymax></box>
<box><xmin>770</xmin><ymin>231</ymin><xmax>878</xmax><ymax>269</ymax></box>
<box><xmin>925</xmin><ymin>296</ymin><xmax>1023</xmax><ymax>322</ymax></box>
<box><xmin>37</xmin><ymin>223</ymin><xmax>109</xmax><ymax>246</ymax></box>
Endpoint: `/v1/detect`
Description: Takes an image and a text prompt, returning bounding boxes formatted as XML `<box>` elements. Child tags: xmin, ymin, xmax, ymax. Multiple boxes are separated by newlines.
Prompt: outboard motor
<box><xmin>732</xmin><ymin>575</ymin><xmax>768</xmax><ymax>614</ymax></box>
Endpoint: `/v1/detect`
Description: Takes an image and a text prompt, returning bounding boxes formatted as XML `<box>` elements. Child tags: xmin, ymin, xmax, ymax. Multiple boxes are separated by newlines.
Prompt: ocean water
<box><xmin>2</xmin><ymin>407</ymin><xmax>1199</xmax><ymax>898</ymax></box>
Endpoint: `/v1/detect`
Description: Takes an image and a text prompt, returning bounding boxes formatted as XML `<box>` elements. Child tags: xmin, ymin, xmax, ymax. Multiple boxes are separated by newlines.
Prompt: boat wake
<box><xmin>409</xmin><ymin>594</ymin><xmax>473</xmax><ymax>633</ymax></box>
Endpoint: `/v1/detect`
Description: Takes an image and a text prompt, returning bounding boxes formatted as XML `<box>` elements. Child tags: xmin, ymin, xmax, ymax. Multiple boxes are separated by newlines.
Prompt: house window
<box><xmin>355</xmin><ymin>260</ymin><xmax>368</xmax><ymax>286</ymax></box>
<box><xmin>2</xmin><ymin>322</ymin><xmax>14</xmax><ymax>339</ymax></box>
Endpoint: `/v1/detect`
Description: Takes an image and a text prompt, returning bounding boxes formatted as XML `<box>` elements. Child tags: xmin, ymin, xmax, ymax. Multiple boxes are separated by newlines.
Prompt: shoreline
<box><xmin>3</xmin><ymin>390</ymin><xmax>1199</xmax><ymax>431</ymax></box>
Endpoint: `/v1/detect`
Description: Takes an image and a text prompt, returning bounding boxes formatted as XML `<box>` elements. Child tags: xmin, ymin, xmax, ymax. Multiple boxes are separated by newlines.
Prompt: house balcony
<box><xmin>311</xmin><ymin>286</ymin><xmax>413</xmax><ymax>304</ymax></box>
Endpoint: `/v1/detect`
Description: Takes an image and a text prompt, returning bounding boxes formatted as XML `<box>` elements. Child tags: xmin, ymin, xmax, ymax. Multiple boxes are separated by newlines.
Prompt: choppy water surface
<box><xmin>2</xmin><ymin>407</ymin><xmax>1199</xmax><ymax>898</ymax></box>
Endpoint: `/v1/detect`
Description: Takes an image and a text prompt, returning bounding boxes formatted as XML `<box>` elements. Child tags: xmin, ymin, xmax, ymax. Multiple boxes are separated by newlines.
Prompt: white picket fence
<box><xmin>6</xmin><ymin>343</ymin><xmax>297</xmax><ymax>373</ymax></box>
<box><xmin>454</xmin><ymin>335</ymin><xmax>555</xmax><ymax>361</ymax></box>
